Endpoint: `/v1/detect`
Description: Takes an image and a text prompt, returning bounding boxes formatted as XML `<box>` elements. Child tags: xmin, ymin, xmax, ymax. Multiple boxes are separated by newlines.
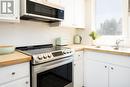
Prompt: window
<box><xmin>92</xmin><ymin>0</ymin><xmax>128</xmax><ymax>45</ymax></box>
<box><xmin>96</xmin><ymin>0</ymin><xmax>123</xmax><ymax>35</ymax></box>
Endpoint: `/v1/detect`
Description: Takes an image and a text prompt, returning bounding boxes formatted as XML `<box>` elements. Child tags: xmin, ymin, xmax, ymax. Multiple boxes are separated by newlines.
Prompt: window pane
<box><xmin>95</xmin><ymin>0</ymin><xmax>123</xmax><ymax>35</ymax></box>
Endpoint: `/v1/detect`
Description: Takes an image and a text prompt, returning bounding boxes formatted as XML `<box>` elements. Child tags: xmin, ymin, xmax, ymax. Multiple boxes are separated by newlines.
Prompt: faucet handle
<box><xmin>114</xmin><ymin>39</ymin><xmax>124</xmax><ymax>50</ymax></box>
<box><xmin>116</xmin><ymin>39</ymin><xmax>124</xmax><ymax>44</ymax></box>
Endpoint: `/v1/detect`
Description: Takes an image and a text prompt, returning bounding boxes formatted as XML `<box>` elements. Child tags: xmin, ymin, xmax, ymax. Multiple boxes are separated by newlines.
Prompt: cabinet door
<box><xmin>84</xmin><ymin>60</ymin><xmax>108</xmax><ymax>87</ymax></box>
<box><xmin>0</xmin><ymin>77</ymin><xmax>30</xmax><ymax>87</ymax></box>
<box><xmin>73</xmin><ymin>51</ymin><xmax>84</xmax><ymax>87</ymax></box>
<box><xmin>74</xmin><ymin>0</ymin><xmax>85</xmax><ymax>28</ymax></box>
<box><xmin>0</xmin><ymin>0</ymin><xmax>19</xmax><ymax>22</ymax></box>
<box><xmin>60</xmin><ymin>0</ymin><xmax>74</xmax><ymax>27</ymax></box>
<box><xmin>74</xmin><ymin>60</ymin><xmax>83</xmax><ymax>87</ymax></box>
<box><xmin>109</xmin><ymin>65</ymin><xmax>130</xmax><ymax>87</ymax></box>
<box><xmin>0</xmin><ymin>62</ymin><xmax>30</xmax><ymax>85</ymax></box>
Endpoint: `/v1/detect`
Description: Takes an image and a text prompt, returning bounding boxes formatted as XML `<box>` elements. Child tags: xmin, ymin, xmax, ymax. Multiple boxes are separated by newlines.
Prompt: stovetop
<box><xmin>16</xmin><ymin>44</ymin><xmax>74</xmax><ymax>64</ymax></box>
<box><xmin>19</xmin><ymin>46</ymin><xmax>67</xmax><ymax>55</ymax></box>
<box><xmin>16</xmin><ymin>44</ymin><xmax>67</xmax><ymax>54</ymax></box>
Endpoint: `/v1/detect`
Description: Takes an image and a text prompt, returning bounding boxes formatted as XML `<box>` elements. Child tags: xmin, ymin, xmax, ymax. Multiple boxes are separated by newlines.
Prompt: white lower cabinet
<box><xmin>0</xmin><ymin>62</ymin><xmax>30</xmax><ymax>87</ymax></box>
<box><xmin>84</xmin><ymin>60</ymin><xmax>108</xmax><ymax>87</ymax></box>
<box><xmin>0</xmin><ymin>77</ymin><xmax>30</xmax><ymax>87</ymax></box>
<box><xmin>73</xmin><ymin>51</ymin><xmax>84</xmax><ymax>87</ymax></box>
<box><xmin>84</xmin><ymin>51</ymin><xmax>130</xmax><ymax>87</ymax></box>
<box><xmin>109</xmin><ymin>65</ymin><xmax>130</xmax><ymax>87</ymax></box>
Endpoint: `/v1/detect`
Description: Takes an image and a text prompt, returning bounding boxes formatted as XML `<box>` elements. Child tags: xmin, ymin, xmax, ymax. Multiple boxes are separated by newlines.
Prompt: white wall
<box><xmin>0</xmin><ymin>20</ymin><xmax>76</xmax><ymax>47</ymax></box>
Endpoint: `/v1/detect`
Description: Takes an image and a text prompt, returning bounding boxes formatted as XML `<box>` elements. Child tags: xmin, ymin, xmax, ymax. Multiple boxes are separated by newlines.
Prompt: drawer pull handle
<box><xmin>26</xmin><ymin>81</ymin><xmax>29</xmax><ymax>84</ymax></box>
<box><xmin>111</xmin><ymin>67</ymin><xmax>114</xmax><ymax>70</ymax></box>
<box><xmin>11</xmin><ymin>72</ymin><xmax>15</xmax><ymax>75</ymax></box>
<box><xmin>74</xmin><ymin>64</ymin><xmax>76</xmax><ymax>66</ymax></box>
<box><xmin>105</xmin><ymin>66</ymin><xmax>107</xmax><ymax>68</ymax></box>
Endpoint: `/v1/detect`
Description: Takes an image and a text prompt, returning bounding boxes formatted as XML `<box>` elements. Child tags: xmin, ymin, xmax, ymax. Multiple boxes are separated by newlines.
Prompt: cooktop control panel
<box><xmin>32</xmin><ymin>49</ymin><xmax>74</xmax><ymax>64</ymax></box>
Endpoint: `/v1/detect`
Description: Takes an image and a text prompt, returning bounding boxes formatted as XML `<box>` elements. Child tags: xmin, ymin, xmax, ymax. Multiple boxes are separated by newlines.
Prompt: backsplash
<box><xmin>0</xmin><ymin>20</ymin><xmax>76</xmax><ymax>47</ymax></box>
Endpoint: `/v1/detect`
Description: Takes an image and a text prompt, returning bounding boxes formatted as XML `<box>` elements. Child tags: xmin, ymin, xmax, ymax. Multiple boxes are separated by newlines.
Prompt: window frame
<box><xmin>91</xmin><ymin>0</ymin><xmax>128</xmax><ymax>46</ymax></box>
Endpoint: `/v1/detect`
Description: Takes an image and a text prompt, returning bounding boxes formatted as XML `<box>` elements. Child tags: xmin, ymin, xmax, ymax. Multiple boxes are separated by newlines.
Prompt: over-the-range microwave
<box><xmin>20</xmin><ymin>0</ymin><xmax>64</xmax><ymax>22</ymax></box>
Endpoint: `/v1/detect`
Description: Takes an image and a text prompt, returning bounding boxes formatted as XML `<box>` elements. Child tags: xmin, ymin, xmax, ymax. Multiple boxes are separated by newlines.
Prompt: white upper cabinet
<box><xmin>60</xmin><ymin>0</ymin><xmax>75</xmax><ymax>27</ymax></box>
<box><xmin>60</xmin><ymin>0</ymin><xmax>86</xmax><ymax>28</ymax></box>
<box><xmin>74</xmin><ymin>0</ymin><xmax>86</xmax><ymax>28</ymax></box>
<box><xmin>0</xmin><ymin>0</ymin><xmax>85</xmax><ymax>24</ymax></box>
<box><xmin>50</xmin><ymin>0</ymin><xmax>86</xmax><ymax>28</ymax></box>
<box><xmin>0</xmin><ymin>0</ymin><xmax>20</xmax><ymax>22</ymax></box>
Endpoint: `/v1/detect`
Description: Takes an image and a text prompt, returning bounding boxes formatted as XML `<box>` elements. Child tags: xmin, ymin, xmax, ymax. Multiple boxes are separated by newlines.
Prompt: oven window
<box><xmin>37</xmin><ymin>63</ymin><xmax>72</xmax><ymax>87</ymax></box>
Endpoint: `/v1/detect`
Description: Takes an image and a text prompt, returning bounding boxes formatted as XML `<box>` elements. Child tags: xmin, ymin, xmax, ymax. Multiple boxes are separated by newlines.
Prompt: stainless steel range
<box><xmin>17</xmin><ymin>44</ymin><xmax>74</xmax><ymax>87</ymax></box>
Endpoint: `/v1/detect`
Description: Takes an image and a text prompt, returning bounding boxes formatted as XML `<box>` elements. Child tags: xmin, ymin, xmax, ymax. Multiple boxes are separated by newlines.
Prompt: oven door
<box><xmin>31</xmin><ymin>56</ymin><xmax>73</xmax><ymax>87</ymax></box>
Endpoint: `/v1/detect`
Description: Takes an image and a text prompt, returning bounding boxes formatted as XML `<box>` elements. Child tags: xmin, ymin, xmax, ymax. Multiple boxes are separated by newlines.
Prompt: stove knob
<box><xmin>63</xmin><ymin>51</ymin><xmax>66</xmax><ymax>54</ymax></box>
<box><xmin>43</xmin><ymin>55</ymin><xmax>47</xmax><ymax>59</ymax></box>
<box><xmin>37</xmin><ymin>56</ymin><xmax>42</xmax><ymax>60</ymax></box>
<box><xmin>48</xmin><ymin>55</ymin><xmax>51</xmax><ymax>58</ymax></box>
<box><xmin>66</xmin><ymin>51</ymin><xmax>69</xmax><ymax>54</ymax></box>
<box><xmin>68</xmin><ymin>51</ymin><xmax>71</xmax><ymax>53</ymax></box>
<box><xmin>43</xmin><ymin>56</ymin><xmax>47</xmax><ymax>59</ymax></box>
<box><xmin>46</xmin><ymin>54</ymin><xmax>49</xmax><ymax>58</ymax></box>
<box><xmin>48</xmin><ymin>53</ymin><xmax>52</xmax><ymax>58</ymax></box>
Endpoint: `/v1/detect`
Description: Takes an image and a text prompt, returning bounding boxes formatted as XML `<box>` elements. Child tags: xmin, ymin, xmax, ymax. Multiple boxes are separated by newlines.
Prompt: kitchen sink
<box><xmin>114</xmin><ymin>47</ymin><xmax>130</xmax><ymax>52</ymax></box>
<box><xmin>93</xmin><ymin>45</ymin><xmax>130</xmax><ymax>52</ymax></box>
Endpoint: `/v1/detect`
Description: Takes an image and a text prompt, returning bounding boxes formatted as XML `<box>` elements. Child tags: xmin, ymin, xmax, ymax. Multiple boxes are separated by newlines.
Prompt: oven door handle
<box><xmin>34</xmin><ymin>57</ymin><xmax>73</xmax><ymax>73</ymax></box>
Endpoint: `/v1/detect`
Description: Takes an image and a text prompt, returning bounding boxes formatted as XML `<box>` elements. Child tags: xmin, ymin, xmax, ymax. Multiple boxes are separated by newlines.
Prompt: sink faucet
<box><xmin>114</xmin><ymin>39</ymin><xmax>124</xmax><ymax>50</ymax></box>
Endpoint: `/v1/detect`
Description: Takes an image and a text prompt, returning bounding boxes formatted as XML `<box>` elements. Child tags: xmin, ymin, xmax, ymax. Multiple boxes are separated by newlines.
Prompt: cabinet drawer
<box><xmin>85</xmin><ymin>51</ymin><xmax>130</xmax><ymax>68</ymax></box>
<box><xmin>74</xmin><ymin>51</ymin><xmax>83</xmax><ymax>61</ymax></box>
<box><xmin>0</xmin><ymin>62</ymin><xmax>30</xmax><ymax>85</ymax></box>
<box><xmin>0</xmin><ymin>77</ymin><xmax>30</xmax><ymax>87</ymax></box>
